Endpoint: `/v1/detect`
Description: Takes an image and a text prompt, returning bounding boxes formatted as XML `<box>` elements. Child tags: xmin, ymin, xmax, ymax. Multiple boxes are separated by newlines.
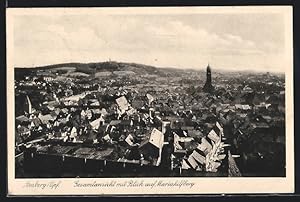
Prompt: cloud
<box><xmin>13</xmin><ymin>14</ymin><xmax>286</xmax><ymax>72</ymax></box>
<box><xmin>103</xmin><ymin>19</ymin><xmax>261</xmax><ymax>56</ymax></box>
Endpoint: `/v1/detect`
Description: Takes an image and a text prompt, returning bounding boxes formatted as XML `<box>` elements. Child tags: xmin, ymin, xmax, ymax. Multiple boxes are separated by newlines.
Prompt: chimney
<box><xmin>149</xmin><ymin>107</ymin><xmax>154</xmax><ymax>119</ymax></box>
<box><xmin>162</xmin><ymin>121</ymin><xmax>171</xmax><ymax>135</ymax></box>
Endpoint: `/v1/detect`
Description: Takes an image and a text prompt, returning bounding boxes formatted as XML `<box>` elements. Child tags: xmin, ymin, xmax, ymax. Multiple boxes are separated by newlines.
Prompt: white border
<box><xmin>6</xmin><ymin>6</ymin><xmax>294</xmax><ymax>196</ymax></box>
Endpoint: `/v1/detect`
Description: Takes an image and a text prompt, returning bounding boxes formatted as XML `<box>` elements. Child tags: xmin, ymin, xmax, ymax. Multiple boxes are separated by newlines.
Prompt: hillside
<box><xmin>15</xmin><ymin>61</ymin><xmax>277</xmax><ymax>82</ymax></box>
<box><xmin>14</xmin><ymin>61</ymin><xmax>180</xmax><ymax>78</ymax></box>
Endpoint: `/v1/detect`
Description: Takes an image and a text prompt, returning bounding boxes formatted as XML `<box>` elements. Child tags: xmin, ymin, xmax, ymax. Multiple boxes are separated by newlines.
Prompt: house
<box><xmin>38</xmin><ymin>113</ymin><xmax>56</xmax><ymax>125</ymax></box>
<box><xmin>197</xmin><ymin>137</ymin><xmax>213</xmax><ymax>156</ymax></box>
<box><xmin>90</xmin><ymin>100</ymin><xmax>101</xmax><ymax>107</ymax></box>
<box><xmin>30</xmin><ymin>117</ymin><xmax>42</xmax><ymax>128</ymax></box>
<box><xmin>235</xmin><ymin>104</ymin><xmax>251</xmax><ymax>111</ymax></box>
<box><xmin>206</xmin><ymin>161</ymin><xmax>221</xmax><ymax>172</ymax></box>
<box><xmin>124</xmin><ymin>134</ymin><xmax>140</xmax><ymax>147</ymax></box>
<box><xmin>109</xmin><ymin>120</ymin><xmax>122</xmax><ymax>126</ymax></box>
<box><xmin>185</xmin><ymin>129</ymin><xmax>204</xmax><ymax>139</ymax></box>
<box><xmin>43</xmin><ymin>76</ymin><xmax>54</xmax><ymax>82</ymax></box>
<box><xmin>138</xmin><ymin>128</ymin><xmax>164</xmax><ymax>165</ymax></box>
<box><xmin>120</xmin><ymin>120</ymin><xmax>134</xmax><ymax>128</ymax></box>
<box><xmin>16</xmin><ymin>115</ymin><xmax>29</xmax><ymax>124</ymax></box>
<box><xmin>70</xmin><ymin>127</ymin><xmax>78</xmax><ymax>138</ymax></box>
<box><xmin>181</xmin><ymin>159</ymin><xmax>191</xmax><ymax>170</ymax></box>
<box><xmin>50</xmin><ymin>110</ymin><xmax>59</xmax><ymax>118</ymax></box>
<box><xmin>16</xmin><ymin>125</ymin><xmax>31</xmax><ymax>143</ymax></box>
<box><xmin>266</xmin><ymin>94</ymin><xmax>281</xmax><ymax>105</ymax></box>
<box><xmin>207</xmin><ymin>129</ymin><xmax>220</xmax><ymax>144</ymax></box>
<box><xmin>131</xmin><ymin>100</ymin><xmax>145</xmax><ymax>110</ymax></box>
<box><xmin>242</xmin><ymin>85</ymin><xmax>253</xmax><ymax>93</ymax></box>
<box><xmin>63</xmin><ymin>93</ymin><xmax>86</xmax><ymax>105</ymax></box>
<box><xmin>190</xmin><ymin>150</ymin><xmax>206</xmax><ymax>166</ymax></box>
<box><xmin>85</xmin><ymin>109</ymin><xmax>93</xmax><ymax>120</ymax></box>
<box><xmin>186</xmin><ymin>155</ymin><xmax>202</xmax><ymax>171</ymax></box>
<box><xmin>233</xmin><ymin>94</ymin><xmax>246</xmax><ymax>104</ymax></box>
<box><xmin>173</xmin><ymin>132</ymin><xmax>193</xmax><ymax>153</ymax></box>
<box><xmin>146</xmin><ymin>93</ymin><xmax>155</xmax><ymax>105</ymax></box>
<box><xmin>90</xmin><ymin>116</ymin><xmax>105</xmax><ymax>130</ymax></box>
<box><xmin>116</xmin><ymin>96</ymin><xmax>130</xmax><ymax>115</ymax></box>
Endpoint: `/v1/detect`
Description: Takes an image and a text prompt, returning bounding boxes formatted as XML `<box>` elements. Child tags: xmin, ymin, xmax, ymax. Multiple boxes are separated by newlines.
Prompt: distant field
<box><xmin>64</xmin><ymin>72</ymin><xmax>90</xmax><ymax>77</ymax></box>
<box><xmin>95</xmin><ymin>71</ymin><xmax>112</xmax><ymax>77</ymax></box>
<box><xmin>53</xmin><ymin>67</ymin><xmax>76</xmax><ymax>71</ymax></box>
<box><xmin>113</xmin><ymin>71</ymin><xmax>136</xmax><ymax>76</ymax></box>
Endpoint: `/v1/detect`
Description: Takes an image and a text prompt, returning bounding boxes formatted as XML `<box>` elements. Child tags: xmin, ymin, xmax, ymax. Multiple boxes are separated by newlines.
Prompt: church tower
<box><xmin>203</xmin><ymin>63</ymin><xmax>214</xmax><ymax>93</ymax></box>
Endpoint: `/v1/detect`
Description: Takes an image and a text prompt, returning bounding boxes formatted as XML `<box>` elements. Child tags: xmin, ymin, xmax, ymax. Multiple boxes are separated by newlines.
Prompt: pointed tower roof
<box><xmin>207</xmin><ymin>63</ymin><xmax>211</xmax><ymax>71</ymax></box>
<box><xmin>203</xmin><ymin>62</ymin><xmax>214</xmax><ymax>93</ymax></box>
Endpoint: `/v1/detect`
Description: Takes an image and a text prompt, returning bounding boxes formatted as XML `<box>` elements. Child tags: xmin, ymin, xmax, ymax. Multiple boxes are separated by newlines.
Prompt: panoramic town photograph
<box><xmin>12</xmin><ymin>8</ymin><xmax>288</xmax><ymax>178</ymax></box>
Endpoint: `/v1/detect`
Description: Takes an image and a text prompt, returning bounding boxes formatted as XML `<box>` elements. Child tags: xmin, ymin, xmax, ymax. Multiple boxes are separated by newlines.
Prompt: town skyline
<box><xmin>15</xmin><ymin>60</ymin><xmax>285</xmax><ymax>74</ymax></box>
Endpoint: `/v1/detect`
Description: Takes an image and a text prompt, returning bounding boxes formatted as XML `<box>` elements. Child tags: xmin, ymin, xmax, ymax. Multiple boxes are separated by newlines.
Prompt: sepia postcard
<box><xmin>6</xmin><ymin>6</ymin><xmax>294</xmax><ymax>196</ymax></box>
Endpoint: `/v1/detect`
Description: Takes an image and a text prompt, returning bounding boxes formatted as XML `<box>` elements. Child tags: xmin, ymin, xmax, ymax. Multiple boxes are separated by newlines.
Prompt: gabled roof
<box><xmin>187</xmin><ymin>155</ymin><xmax>200</xmax><ymax>170</ymax></box>
<box><xmin>182</xmin><ymin>159</ymin><xmax>191</xmax><ymax>170</ymax></box>
<box><xmin>91</xmin><ymin>108</ymin><xmax>101</xmax><ymax>114</ymax></box>
<box><xmin>198</xmin><ymin>137</ymin><xmax>213</xmax><ymax>155</ymax></box>
<box><xmin>110</xmin><ymin>120</ymin><xmax>122</xmax><ymax>126</ymax></box>
<box><xmin>120</xmin><ymin>120</ymin><xmax>133</xmax><ymax>126</ymax></box>
<box><xmin>63</xmin><ymin>93</ymin><xmax>86</xmax><ymax>102</ymax></box>
<box><xmin>16</xmin><ymin>125</ymin><xmax>30</xmax><ymax>134</ymax></box>
<box><xmin>116</xmin><ymin>96</ymin><xmax>130</xmax><ymax>112</ymax></box>
<box><xmin>39</xmin><ymin>114</ymin><xmax>55</xmax><ymax>124</ymax></box>
<box><xmin>31</xmin><ymin>118</ymin><xmax>42</xmax><ymax>127</ymax></box>
<box><xmin>207</xmin><ymin>129</ymin><xmax>220</xmax><ymax>143</ymax></box>
<box><xmin>90</xmin><ymin>117</ymin><xmax>104</xmax><ymax>130</ymax></box>
<box><xmin>190</xmin><ymin>150</ymin><xmax>206</xmax><ymax>165</ymax></box>
<box><xmin>16</xmin><ymin>115</ymin><xmax>29</xmax><ymax>123</ymax></box>
<box><xmin>61</xmin><ymin>108</ymin><xmax>69</xmax><ymax>114</ymax></box>
<box><xmin>125</xmin><ymin>134</ymin><xmax>135</xmax><ymax>146</ymax></box>
<box><xmin>148</xmin><ymin>128</ymin><xmax>164</xmax><ymax>149</ymax></box>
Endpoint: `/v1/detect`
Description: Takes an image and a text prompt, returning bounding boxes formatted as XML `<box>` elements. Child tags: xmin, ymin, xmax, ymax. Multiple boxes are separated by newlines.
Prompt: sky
<box><xmin>12</xmin><ymin>8</ymin><xmax>291</xmax><ymax>72</ymax></box>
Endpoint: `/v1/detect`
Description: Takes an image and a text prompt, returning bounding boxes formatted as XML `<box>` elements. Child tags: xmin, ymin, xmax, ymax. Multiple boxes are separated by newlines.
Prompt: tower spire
<box><xmin>203</xmin><ymin>63</ymin><xmax>214</xmax><ymax>93</ymax></box>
